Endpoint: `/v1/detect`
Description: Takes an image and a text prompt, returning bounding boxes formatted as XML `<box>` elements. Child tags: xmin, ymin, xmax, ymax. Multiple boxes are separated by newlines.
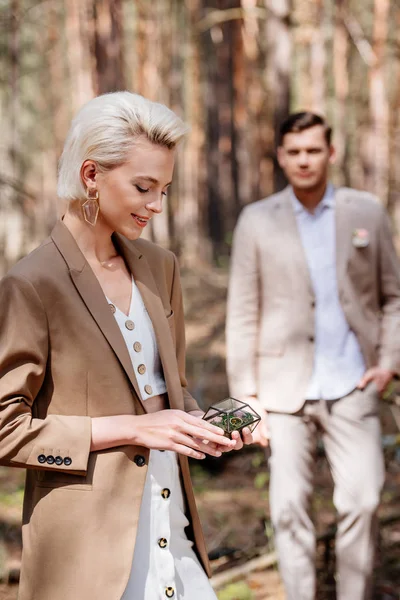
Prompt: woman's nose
<box><xmin>145</xmin><ymin>196</ymin><xmax>163</xmax><ymax>214</ymax></box>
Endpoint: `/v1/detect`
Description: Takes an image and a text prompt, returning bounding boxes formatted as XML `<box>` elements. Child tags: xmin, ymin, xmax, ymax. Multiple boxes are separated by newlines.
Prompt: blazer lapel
<box><xmin>335</xmin><ymin>187</ymin><xmax>353</xmax><ymax>285</ymax></box>
<box><xmin>51</xmin><ymin>221</ymin><xmax>144</xmax><ymax>407</ymax></box>
<box><xmin>274</xmin><ymin>188</ymin><xmax>314</xmax><ymax>297</ymax></box>
<box><xmin>115</xmin><ymin>234</ymin><xmax>184</xmax><ymax>410</ymax></box>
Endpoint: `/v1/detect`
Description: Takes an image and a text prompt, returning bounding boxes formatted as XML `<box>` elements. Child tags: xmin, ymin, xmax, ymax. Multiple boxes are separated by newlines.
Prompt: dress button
<box><xmin>137</xmin><ymin>364</ymin><xmax>146</xmax><ymax>375</ymax></box>
<box><xmin>133</xmin><ymin>341</ymin><xmax>142</xmax><ymax>353</ymax></box>
<box><xmin>144</xmin><ymin>384</ymin><xmax>153</xmax><ymax>395</ymax></box>
<box><xmin>158</xmin><ymin>537</ymin><xmax>168</xmax><ymax>549</ymax></box>
<box><xmin>161</xmin><ymin>488</ymin><xmax>171</xmax><ymax>499</ymax></box>
<box><xmin>37</xmin><ymin>454</ymin><xmax>46</xmax><ymax>464</ymax></box>
<box><xmin>165</xmin><ymin>588</ymin><xmax>175</xmax><ymax>598</ymax></box>
<box><xmin>109</xmin><ymin>303</ymin><xmax>116</xmax><ymax>314</ymax></box>
<box><xmin>134</xmin><ymin>455</ymin><xmax>146</xmax><ymax>467</ymax></box>
<box><xmin>46</xmin><ymin>455</ymin><xmax>55</xmax><ymax>465</ymax></box>
<box><xmin>64</xmin><ymin>457</ymin><xmax>72</xmax><ymax>466</ymax></box>
<box><xmin>125</xmin><ymin>320</ymin><xmax>135</xmax><ymax>330</ymax></box>
<box><xmin>55</xmin><ymin>456</ymin><xmax>63</xmax><ymax>466</ymax></box>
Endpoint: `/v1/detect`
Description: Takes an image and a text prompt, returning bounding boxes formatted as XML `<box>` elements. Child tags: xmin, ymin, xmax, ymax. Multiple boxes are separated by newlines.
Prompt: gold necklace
<box><xmin>100</xmin><ymin>255</ymin><xmax>119</xmax><ymax>269</ymax></box>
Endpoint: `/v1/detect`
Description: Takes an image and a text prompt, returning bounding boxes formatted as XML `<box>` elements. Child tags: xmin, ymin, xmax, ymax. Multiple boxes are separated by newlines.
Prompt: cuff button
<box><xmin>37</xmin><ymin>454</ymin><xmax>46</xmax><ymax>464</ymax></box>
<box><xmin>55</xmin><ymin>456</ymin><xmax>63</xmax><ymax>466</ymax></box>
<box><xmin>63</xmin><ymin>457</ymin><xmax>72</xmax><ymax>466</ymax></box>
<box><xmin>46</xmin><ymin>455</ymin><xmax>55</xmax><ymax>465</ymax></box>
<box><xmin>134</xmin><ymin>455</ymin><xmax>146</xmax><ymax>467</ymax></box>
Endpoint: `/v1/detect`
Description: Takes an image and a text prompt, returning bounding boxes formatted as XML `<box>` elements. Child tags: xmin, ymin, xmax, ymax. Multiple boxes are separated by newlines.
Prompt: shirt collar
<box><xmin>290</xmin><ymin>184</ymin><xmax>335</xmax><ymax>215</ymax></box>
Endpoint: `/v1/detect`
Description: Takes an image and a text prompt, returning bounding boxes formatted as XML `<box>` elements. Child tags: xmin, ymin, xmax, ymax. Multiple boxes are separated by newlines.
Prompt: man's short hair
<box><xmin>279</xmin><ymin>112</ymin><xmax>332</xmax><ymax>146</ymax></box>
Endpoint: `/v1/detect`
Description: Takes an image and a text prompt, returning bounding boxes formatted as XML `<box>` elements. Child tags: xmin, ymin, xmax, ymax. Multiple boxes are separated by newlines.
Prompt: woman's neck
<box><xmin>63</xmin><ymin>207</ymin><xmax>118</xmax><ymax>265</ymax></box>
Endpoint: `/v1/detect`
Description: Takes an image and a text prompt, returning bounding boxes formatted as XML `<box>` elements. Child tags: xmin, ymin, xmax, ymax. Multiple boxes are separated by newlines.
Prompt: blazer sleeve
<box><xmin>377</xmin><ymin>208</ymin><xmax>400</xmax><ymax>374</ymax></box>
<box><xmin>226</xmin><ymin>208</ymin><xmax>260</xmax><ymax>398</ymax></box>
<box><xmin>0</xmin><ymin>273</ymin><xmax>92</xmax><ymax>474</ymax></box>
<box><xmin>169</xmin><ymin>254</ymin><xmax>200</xmax><ymax>413</ymax></box>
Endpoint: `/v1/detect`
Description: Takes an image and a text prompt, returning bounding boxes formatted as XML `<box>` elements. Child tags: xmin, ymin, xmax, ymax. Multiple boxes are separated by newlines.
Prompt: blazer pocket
<box><xmin>35</xmin><ymin>470</ymin><xmax>92</xmax><ymax>491</ymax></box>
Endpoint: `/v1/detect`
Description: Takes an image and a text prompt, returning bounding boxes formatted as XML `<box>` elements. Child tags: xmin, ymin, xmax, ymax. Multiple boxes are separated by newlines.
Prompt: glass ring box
<box><xmin>203</xmin><ymin>397</ymin><xmax>261</xmax><ymax>438</ymax></box>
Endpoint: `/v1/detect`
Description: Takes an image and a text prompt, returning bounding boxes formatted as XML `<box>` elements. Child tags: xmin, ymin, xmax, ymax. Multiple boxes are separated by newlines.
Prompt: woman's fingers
<box><xmin>174</xmin><ymin>433</ymin><xmax>223</xmax><ymax>457</ymax></box>
<box><xmin>172</xmin><ymin>443</ymin><xmax>206</xmax><ymax>460</ymax></box>
<box><xmin>181</xmin><ymin>419</ymin><xmax>236</xmax><ymax>448</ymax></box>
<box><xmin>230</xmin><ymin>431</ymin><xmax>242</xmax><ymax>450</ymax></box>
<box><xmin>240</xmin><ymin>427</ymin><xmax>254</xmax><ymax>445</ymax></box>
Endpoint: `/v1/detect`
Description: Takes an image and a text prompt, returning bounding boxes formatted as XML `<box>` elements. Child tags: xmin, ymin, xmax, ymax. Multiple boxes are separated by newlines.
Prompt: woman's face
<box><xmin>87</xmin><ymin>137</ymin><xmax>175</xmax><ymax>240</ymax></box>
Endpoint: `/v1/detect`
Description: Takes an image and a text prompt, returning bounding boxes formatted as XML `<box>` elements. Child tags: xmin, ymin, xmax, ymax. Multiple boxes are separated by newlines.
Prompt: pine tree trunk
<box><xmin>93</xmin><ymin>0</ymin><xmax>125</xmax><ymax>93</ymax></box>
<box><xmin>368</xmin><ymin>0</ymin><xmax>389</xmax><ymax>203</ymax></box>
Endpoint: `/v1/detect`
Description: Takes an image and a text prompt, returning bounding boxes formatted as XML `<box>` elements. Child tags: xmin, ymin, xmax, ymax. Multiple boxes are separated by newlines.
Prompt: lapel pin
<box><xmin>352</xmin><ymin>228</ymin><xmax>369</xmax><ymax>248</ymax></box>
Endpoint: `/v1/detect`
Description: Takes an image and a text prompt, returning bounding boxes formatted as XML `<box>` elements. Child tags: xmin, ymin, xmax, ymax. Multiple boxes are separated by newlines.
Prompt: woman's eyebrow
<box><xmin>136</xmin><ymin>175</ymin><xmax>172</xmax><ymax>186</ymax></box>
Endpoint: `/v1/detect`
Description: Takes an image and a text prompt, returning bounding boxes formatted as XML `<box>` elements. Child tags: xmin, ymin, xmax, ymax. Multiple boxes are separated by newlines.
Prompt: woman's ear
<box><xmin>80</xmin><ymin>160</ymin><xmax>98</xmax><ymax>192</ymax></box>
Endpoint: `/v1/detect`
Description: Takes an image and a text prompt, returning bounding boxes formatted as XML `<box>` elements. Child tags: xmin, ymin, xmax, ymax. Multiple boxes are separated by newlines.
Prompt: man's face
<box><xmin>277</xmin><ymin>125</ymin><xmax>335</xmax><ymax>191</ymax></box>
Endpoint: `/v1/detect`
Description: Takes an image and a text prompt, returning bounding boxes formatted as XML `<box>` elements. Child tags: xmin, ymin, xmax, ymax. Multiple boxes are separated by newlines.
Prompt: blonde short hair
<box><xmin>57</xmin><ymin>91</ymin><xmax>188</xmax><ymax>201</ymax></box>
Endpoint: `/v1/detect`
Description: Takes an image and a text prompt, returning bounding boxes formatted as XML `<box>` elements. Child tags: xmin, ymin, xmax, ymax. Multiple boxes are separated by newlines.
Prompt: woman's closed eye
<box><xmin>135</xmin><ymin>184</ymin><xmax>150</xmax><ymax>193</ymax></box>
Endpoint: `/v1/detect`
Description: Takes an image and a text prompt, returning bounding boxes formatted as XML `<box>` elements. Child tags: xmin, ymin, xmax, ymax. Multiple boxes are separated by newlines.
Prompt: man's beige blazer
<box><xmin>0</xmin><ymin>221</ymin><xmax>209</xmax><ymax>600</ymax></box>
<box><xmin>226</xmin><ymin>186</ymin><xmax>400</xmax><ymax>413</ymax></box>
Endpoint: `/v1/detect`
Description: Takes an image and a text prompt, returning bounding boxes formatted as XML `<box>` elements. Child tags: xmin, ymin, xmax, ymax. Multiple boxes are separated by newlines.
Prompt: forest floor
<box><xmin>0</xmin><ymin>267</ymin><xmax>400</xmax><ymax>600</ymax></box>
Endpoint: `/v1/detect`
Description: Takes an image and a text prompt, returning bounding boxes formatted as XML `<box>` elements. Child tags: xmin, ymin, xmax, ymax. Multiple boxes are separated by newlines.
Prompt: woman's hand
<box><xmin>91</xmin><ymin>410</ymin><xmax>237</xmax><ymax>459</ymax></box>
<box><xmin>239</xmin><ymin>396</ymin><xmax>269</xmax><ymax>448</ymax></box>
<box><xmin>187</xmin><ymin>410</ymin><xmax>254</xmax><ymax>452</ymax></box>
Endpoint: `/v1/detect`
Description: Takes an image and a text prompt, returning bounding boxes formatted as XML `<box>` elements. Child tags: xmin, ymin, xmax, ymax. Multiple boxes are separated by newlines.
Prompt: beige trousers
<box><xmin>268</xmin><ymin>384</ymin><xmax>385</xmax><ymax>600</ymax></box>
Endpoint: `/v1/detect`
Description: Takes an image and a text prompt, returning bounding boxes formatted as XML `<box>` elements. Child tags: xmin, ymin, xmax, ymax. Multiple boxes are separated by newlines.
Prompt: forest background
<box><xmin>1</xmin><ymin>0</ymin><xmax>400</xmax><ymax>273</ymax></box>
<box><xmin>1</xmin><ymin>1</ymin><xmax>400</xmax><ymax>599</ymax></box>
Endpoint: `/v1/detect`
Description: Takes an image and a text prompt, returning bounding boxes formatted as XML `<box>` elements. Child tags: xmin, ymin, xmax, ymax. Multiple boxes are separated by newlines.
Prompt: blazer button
<box><xmin>37</xmin><ymin>454</ymin><xmax>46</xmax><ymax>464</ymax></box>
<box><xmin>134</xmin><ymin>455</ymin><xmax>146</xmax><ymax>467</ymax></box>
<box><xmin>161</xmin><ymin>488</ymin><xmax>171</xmax><ymax>499</ymax></box>
<box><xmin>158</xmin><ymin>537</ymin><xmax>168</xmax><ymax>549</ymax></box>
<box><xmin>63</xmin><ymin>457</ymin><xmax>72</xmax><ymax>466</ymax></box>
<box><xmin>308</xmin><ymin>335</ymin><xmax>314</xmax><ymax>342</ymax></box>
<box><xmin>133</xmin><ymin>341</ymin><xmax>142</xmax><ymax>352</ymax></box>
<box><xmin>137</xmin><ymin>364</ymin><xmax>146</xmax><ymax>375</ymax></box>
<box><xmin>125</xmin><ymin>320</ymin><xmax>135</xmax><ymax>330</ymax></box>
<box><xmin>165</xmin><ymin>587</ymin><xmax>175</xmax><ymax>598</ymax></box>
<box><xmin>46</xmin><ymin>455</ymin><xmax>55</xmax><ymax>465</ymax></box>
<box><xmin>55</xmin><ymin>456</ymin><xmax>63</xmax><ymax>466</ymax></box>
<box><xmin>144</xmin><ymin>384</ymin><xmax>153</xmax><ymax>396</ymax></box>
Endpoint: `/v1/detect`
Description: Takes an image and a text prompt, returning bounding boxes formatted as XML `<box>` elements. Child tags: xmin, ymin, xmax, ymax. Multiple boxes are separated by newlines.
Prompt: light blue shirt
<box><xmin>291</xmin><ymin>185</ymin><xmax>366</xmax><ymax>400</ymax></box>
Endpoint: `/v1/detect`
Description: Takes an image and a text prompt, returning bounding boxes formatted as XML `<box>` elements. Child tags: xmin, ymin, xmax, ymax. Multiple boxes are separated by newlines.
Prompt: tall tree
<box><xmin>93</xmin><ymin>0</ymin><xmax>125</xmax><ymax>93</ymax></box>
<box><xmin>369</xmin><ymin>0</ymin><xmax>390</xmax><ymax>204</ymax></box>
<box><xmin>264</xmin><ymin>0</ymin><xmax>291</xmax><ymax>191</ymax></box>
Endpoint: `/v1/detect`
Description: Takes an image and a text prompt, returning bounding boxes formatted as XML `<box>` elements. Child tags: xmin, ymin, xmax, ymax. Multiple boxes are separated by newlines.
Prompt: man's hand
<box><xmin>240</xmin><ymin>396</ymin><xmax>269</xmax><ymax>448</ymax></box>
<box><xmin>357</xmin><ymin>367</ymin><xmax>395</xmax><ymax>394</ymax></box>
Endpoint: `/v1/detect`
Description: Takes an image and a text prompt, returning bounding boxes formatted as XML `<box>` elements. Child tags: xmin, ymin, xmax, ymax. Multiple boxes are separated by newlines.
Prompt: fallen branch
<box><xmin>210</xmin><ymin>550</ymin><xmax>277</xmax><ymax>590</ymax></box>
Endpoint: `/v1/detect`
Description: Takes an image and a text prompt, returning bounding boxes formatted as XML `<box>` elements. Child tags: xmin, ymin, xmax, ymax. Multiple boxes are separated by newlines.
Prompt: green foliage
<box><xmin>254</xmin><ymin>471</ymin><xmax>269</xmax><ymax>490</ymax></box>
<box><xmin>0</xmin><ymin>487</ymin><xmax>23</xmax><ymax>508</ymax></box>
<box><xmin>217</xmin><ymin>581</ymin><xmax>254</xmax><ymax>600</ymax></box>
<box><xmin>251</xmin><ymin>452</ymin><xmax>265</xmax><ymax>468</ymax></box>
<box><xmin>189</xmin><ymin>462</ymin><xmax>210</xmax><ymax>493</ymax></box>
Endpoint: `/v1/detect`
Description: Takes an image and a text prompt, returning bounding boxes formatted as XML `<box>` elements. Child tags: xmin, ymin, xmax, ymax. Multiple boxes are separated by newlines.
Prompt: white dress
<box><xmin>106</xmin><ymin>280</ymin><xmax>217</xmax><ymax>600</ymax></box>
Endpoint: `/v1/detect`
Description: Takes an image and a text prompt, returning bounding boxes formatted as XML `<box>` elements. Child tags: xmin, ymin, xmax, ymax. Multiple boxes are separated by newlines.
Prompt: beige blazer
<box><xmin>0</xmin><ymin>221</ymin><xmax>209</xmax><ymax>600</ymax></box>
<box><xmin>226</xmin><ymin>186</ymin><xmax>400</xmax><ymax>413</ymax></box>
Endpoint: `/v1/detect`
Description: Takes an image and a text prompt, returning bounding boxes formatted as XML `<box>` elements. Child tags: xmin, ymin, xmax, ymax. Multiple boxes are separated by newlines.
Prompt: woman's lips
<box><xmin>132</xmin><ymin>214</ymin><xmax>150</xmax><ymax>228</ymax></box>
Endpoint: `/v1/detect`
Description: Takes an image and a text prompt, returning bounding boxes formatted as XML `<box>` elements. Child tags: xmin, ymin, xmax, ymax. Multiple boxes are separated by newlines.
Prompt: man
<box><xmin>226</xmin><ymin>112</ymin><xmax>400</xmax><ymax>600</ymax></box>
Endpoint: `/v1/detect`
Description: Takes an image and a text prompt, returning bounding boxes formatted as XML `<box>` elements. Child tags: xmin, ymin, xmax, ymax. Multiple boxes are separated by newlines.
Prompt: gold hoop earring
<box><xmin>82</xmin><ymin>189</ymin><xmax>99</xmax><ymax>226</ymax></box>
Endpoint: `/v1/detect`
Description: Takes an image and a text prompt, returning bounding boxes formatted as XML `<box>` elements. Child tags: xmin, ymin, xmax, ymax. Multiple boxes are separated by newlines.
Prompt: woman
<box><xmin>0</xmin><ymin>92</ymin><xmax>252</xmax><ymax>600</ymax></box>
